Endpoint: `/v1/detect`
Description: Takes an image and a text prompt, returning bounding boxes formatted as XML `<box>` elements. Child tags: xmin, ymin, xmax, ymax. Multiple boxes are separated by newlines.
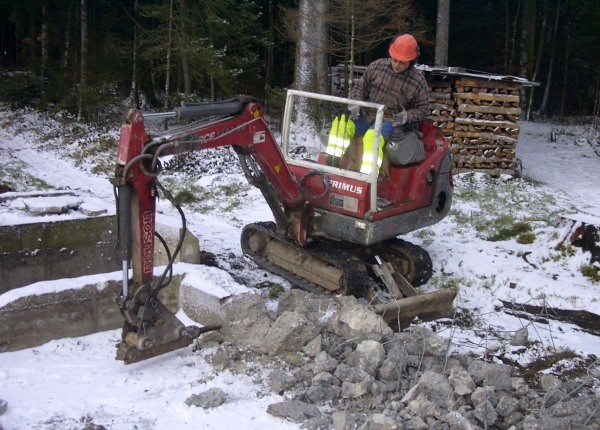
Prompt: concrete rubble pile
<box><xmin>184</xmin><ymin>289</ymin><xmax>600</xmax><ymax>430</ymax></box>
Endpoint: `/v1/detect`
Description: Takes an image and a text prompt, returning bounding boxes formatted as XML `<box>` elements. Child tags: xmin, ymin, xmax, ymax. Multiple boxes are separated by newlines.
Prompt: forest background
<box><xmin>0</xmin><ymin>0</ymin><xmax>599</xmax><ymax>124</ymax></box>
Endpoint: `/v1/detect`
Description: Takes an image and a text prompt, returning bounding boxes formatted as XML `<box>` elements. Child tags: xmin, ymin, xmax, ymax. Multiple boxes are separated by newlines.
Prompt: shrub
<box><xmin>487</xmin><ymin>221</ymin><xmax>533</xmax><ymax>242</ymax></box>
<box><xmin>0</xmin><ymin>72</ymin><xmax>46</xmax><ymax>108</ymax></box>
<box><xmin>580</xmin><ymin>264</ymin><xmax>600</xmax><ymax>282</ymax></box>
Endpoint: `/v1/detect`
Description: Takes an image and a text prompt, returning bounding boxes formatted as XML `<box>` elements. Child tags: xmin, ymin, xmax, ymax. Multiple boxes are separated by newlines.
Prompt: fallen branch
<box><xmin>500</xmin><ymin>300</ymin><xmax>600</xmax><ymax>336</ymax></box>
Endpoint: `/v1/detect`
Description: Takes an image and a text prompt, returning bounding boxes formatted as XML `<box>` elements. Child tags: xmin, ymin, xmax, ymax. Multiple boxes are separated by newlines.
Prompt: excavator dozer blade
<box><xmin>117</xmin><ymin>333</ymin><xmax>195</xmax><ymax>365</ymax></box>
<box><xmin>116</xmin><ymin>324</ymin><xmax>222</xmax><ymax>365</ymax></box>
<box><xmin>370</xmin><ymin>287</ymin><xmax>458</xmax><ymax>328</ymax></box>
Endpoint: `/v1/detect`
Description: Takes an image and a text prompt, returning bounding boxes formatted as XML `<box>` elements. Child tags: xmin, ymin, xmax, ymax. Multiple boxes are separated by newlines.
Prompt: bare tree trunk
<box><xmin>292</xmin><ymin>0</ymin><xmax>329</xmax><ymax>133</ymax></box>
<box><xmin>164</xmin><ymin>0</ymin><xmax>174</xmax><ymax>110</ymax></box>
<box><xmin>209</xmin><ymin>27</ymin><xmax>215</xmax><ymax>101</ymax></box>
<box><xmin>41</xmin><ymin>2</ymin><xmax>48</xmax><ymax>79</ymax></box>
<box><xmin>526</xmin><ymin>0</ymin><xmax>548</xmax><ymax>120</ymax></box>
<box><xmin>504</xmin><ymin>0</ymin><xmax>509</xmax><ymax>71</ymax></box>
<box><xmin>78</xmin><ymin>0</ymin><xmax>88</xmax><ymax>121</ymax></box>
<box><xmin>539</xmin><ymin>0</ymin><xmax>560</xmax><ymax>117</ymax></box>
<box><xmin>29</xmin><ymin>12</ymin><xmax>37</xmax><ymax>75</ymax></box>
<box><xmin>179</xmin><ymin>0</ymin><xmax>192</xmax><ymax>96</ymax></box>
<box><xmin>293</xmin><ymin>0</ymin><xmax>328</xmax><ymax>94</ymax></box>
<box><xmin>264</xmin><ymin>0</ymin><xmax>275</xmax><ymax>93</ymax></box>
<box><xmin>593</xmin><ymin>69</ymin><xmax>600</xmax><ymax>134</ymax></box>
<box><xmin>519</xmin><ymin>0</ymin><xmax>535</xmax><ymax>119</ymax></box>
<box><xmin>63</xmin><ymin>0</ymin><xmax>73</xmax><ymax>70</ymax></box>
<box><xmin>348</xmin><ymin>0</ymin><xmax>355</xmax><ymax>96</ymax></box>
<box><xmin>508</xmin><ymin>0</ymin><xmax>521</xmax><ymax>74</ymax></box>
<box><xmin>559</xmin><ymin>25</ymin><xmax>570</xmax><ymax>118</ymax></box>
<box><xmin>131</xmin><ymin>0</ymin><xmax>139</xmax><ymax>108</ymax></box>
<box><xmin>434</xmin><ymin>0</ymin><xmax>450</xmax><ymax>68</ymax></box>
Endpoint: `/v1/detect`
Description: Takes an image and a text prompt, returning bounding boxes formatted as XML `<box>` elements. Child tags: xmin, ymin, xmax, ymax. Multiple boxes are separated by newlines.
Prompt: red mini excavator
<box><xmin>112</xmin><ymin>90</ymin><xmax>456</xmax><ymax>364</ymax></box>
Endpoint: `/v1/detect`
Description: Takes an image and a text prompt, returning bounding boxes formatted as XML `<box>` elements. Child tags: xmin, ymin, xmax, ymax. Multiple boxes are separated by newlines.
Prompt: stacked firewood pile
<box><xmin>426</xmin><ymin>76</ymin><xmax>523</xmax><ymax>175</ymax></box>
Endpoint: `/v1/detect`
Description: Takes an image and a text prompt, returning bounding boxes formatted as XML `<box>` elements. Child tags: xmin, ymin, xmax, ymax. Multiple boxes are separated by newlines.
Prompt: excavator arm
<box><xmin>112</xmin><ymin>97</ymin><xmax>312</xmax><ymax>363</ymax></box>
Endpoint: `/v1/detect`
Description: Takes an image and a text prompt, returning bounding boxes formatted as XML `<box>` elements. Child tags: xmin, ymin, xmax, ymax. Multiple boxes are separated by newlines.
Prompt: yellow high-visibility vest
<box><xmin>326</xmin><ymin>114</ymin><xmax>355</xmax><ymax>158</ymax></box>
<box><xmin>360</xmin><ymin>129</ymin><xmax>384</xmax><ymax>174</ymax></box>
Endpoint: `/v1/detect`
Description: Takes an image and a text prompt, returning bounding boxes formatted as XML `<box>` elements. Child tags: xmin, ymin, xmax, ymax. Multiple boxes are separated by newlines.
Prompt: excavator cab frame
<box><xmin>282</xmin><ymin>90</ymin><xmax>387</xmax><ymax>214</ymax></box>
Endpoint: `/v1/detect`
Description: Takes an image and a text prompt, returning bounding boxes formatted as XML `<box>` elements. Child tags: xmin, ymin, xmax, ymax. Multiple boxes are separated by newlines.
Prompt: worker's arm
<box><xmin>404</xmin><ymin>69</ymin><xmax>429</xmax><ymax>124</ymax></box>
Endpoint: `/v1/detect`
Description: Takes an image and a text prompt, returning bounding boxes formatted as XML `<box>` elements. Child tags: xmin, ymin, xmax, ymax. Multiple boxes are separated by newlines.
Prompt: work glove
<box><xmin>348</xmin><ymin>105</ymin><xmax>360</xmax><ymax>120</ymax></box>
<box><xmin>391</xmin><ymin>110</ymin><xmax>408</xmax><ymax>127</ymax></box>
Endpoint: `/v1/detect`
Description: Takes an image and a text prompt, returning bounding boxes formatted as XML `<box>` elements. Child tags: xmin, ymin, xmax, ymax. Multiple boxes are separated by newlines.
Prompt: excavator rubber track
<box><xmin>240</xmin><ymin>222</ymin><xmax>456</xmax><ymax>327</ymax></box>
<box><xmin>241</xmin><ymin>222</ymin><xmax>370</xmax><ymax>296</ymax></box>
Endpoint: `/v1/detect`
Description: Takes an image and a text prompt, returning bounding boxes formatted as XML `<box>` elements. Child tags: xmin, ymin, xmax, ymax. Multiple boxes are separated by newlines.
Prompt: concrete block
<box><xmin>0</xmin><ymin>216</ymin><xmax>119</xmax><ymax>294</ymax></box>
<box><xmin>154</xmin><ymin>222</ymin><xmax>201</xmax><ymax>266</ymax></box>
<box><xmin>0</xmin><ymin>216</ymin><xmax>200</xmax><ymax>294</ymax></box>
<box><xmin>0</xmin><ymin>275</ymin><xmax>182</xmax><ymax>352</ymax></box>
<box><xmin>180</xmin><ymin>282</ymin><xmax>228</xmax><ymax>327</ymax></box>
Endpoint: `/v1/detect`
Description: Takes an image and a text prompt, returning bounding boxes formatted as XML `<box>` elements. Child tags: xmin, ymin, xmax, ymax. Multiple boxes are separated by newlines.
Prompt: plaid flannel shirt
<box><xmin>352</xmin><ymin>58</ymin><xmax>429</xmax><ymax>125</ymax></box>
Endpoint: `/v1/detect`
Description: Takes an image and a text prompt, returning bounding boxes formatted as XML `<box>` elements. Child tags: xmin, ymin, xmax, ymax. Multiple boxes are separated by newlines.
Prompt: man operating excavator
<box><xmin>342</xmin><ymin>33</ymin><xmax>430</xmax><ymax>176</ymax></box>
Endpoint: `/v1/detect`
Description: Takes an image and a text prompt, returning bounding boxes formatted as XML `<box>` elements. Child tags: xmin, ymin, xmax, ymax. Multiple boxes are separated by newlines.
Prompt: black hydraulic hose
<box><xmin>152</xmin><ymin>179</ymin><xmax>187</xmax><ymax>294</ymax></box>
<box><xmin>154</xmin><ymin>231</ymin><xmax>173</xmax><ymax>289</ymax></box>
<box><xmin>115</xmin><ymin>184</ymin><xmax>132</xmax><ymax>261</ymax></box>
<box><xmin>174</xmin><ymin>98</ymin><xmax>246</xmax><ymax>120</ymax></box>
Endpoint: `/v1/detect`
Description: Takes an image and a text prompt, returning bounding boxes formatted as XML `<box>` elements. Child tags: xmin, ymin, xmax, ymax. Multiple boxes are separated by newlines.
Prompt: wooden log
<box><xmin>480</xmin><ymin>132</ymin><xmax>517</xmax><ymax>144</ymax></box>
<box><xmin>456</xmin><ymin>77</ymin><xmax>523</xmax><ymax>91</ymax></box>
<box><xmin>454</xmin><ymin>92</ymin><xmax>520</xmax><ymax>103</ymax></box>
<box><xmin>500</xmin><ymin>300</ymin><xmax>600</xmax><ymax>336</ymax></box>
<box><xmin>453</xmin><ymin>129</ymin><xmax>518</xmax><ymax>141</ymax></box>
<box><xmin>458</xmin><ymin>104</ymin><xmax>522</xmax><ymax>115</ymax></box>
<box><xmin>431</xmin><ymin>102</ymin><xmax>454</xmax><ymax>111</ymax></box>
<box><xmin>429</xmin><ymin>91</ymin><xmax>452</xmax><ymax>100</ymax></box>
<box><xmin>453</xmin><ymin>154</ymin><xmax>516</xmax><ymax>164</ymax></box>
<box><xmin>451</xmin><ymin>144</ymin><xmax>515</xmax><ymax>151</ymax></box>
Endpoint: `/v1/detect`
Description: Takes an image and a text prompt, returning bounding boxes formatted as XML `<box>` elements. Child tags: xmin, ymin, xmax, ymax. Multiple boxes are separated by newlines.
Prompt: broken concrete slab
<box><xmin>0</xmin><ymin>216</ymin><xmax>201</xmax><ymax>294</ymax></box>
<box><xmin>0</xmin><ymin>274</ymin><xmax>182</xmax><ymax>352</ymax></box>
<box><xmin>22</xmin><ymin>195</ymin><xmax>83</xmax><ymax>214</ymax></box>
<box><xmin>0</xmin><ymin>190</ymin><xmax>77</xmax><ymax>204</ymax></box>
<box><xmin>0</xmin><ymin>215</ymin><xmax>119</xmax><ymax>294</ymax></box>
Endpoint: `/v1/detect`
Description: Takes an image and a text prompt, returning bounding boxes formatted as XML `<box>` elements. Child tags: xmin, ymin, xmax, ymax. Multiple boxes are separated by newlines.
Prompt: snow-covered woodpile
<box><xmin>424</xmin><ymin>70</ymin><xmax>529</xmax><ymax>175</ymax></box>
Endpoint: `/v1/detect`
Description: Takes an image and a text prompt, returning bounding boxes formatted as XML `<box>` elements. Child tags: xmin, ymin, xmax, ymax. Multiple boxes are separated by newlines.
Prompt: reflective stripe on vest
<box><xmin>360</xmin><ymin>129</ymin><xmax>384</xmax><ymax>174</ymax></box>
<box><xmin>326</xmin><ymin>114</ymin><xmax>355</xmax><ymax>158</ymax></box>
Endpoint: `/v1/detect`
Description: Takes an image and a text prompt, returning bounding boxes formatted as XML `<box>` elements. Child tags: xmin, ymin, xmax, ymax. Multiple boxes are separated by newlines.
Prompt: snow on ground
<box><xmin>518</xmin><ymin>121</ymin><xmax>600</xmax><ymax>217</ymax></box>
<box><xmin>0</xmin><ymin>109</ymin><xmax>599</xmax><ymax>429</ymax></box>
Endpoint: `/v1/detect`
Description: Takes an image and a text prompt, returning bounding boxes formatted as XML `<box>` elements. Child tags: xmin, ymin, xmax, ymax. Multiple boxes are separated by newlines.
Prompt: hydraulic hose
<box><xmin>116</xmin><ymin>184</ymin><xmax>132</xmax><ymax>297</ymax></box>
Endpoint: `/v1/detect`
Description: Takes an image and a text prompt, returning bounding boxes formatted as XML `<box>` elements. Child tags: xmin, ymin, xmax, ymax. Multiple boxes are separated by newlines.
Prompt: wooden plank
<box><xmin>455</xmin><ymin>117</ymin><xmax>519</xmax><ymax>131</ymax></box>
<box><xmin>456</xmin><ymin>77</ymin><xmax>523</xmax><ymax>90</ymax></box>
<box><xmin>429</xmin><ymin>91</ymin><xmax>452</xmax><ymax>100</ymax></box>
<box><xmin>454</xmin><ymin>92</ymin><xmax>520</xmax><ymax>103</ymax></box>
<box><xmin>430</xmin><ymin>102</ymin><xmax>454</xmax><ymax>111</ymax></box>
<box><xmin>452</xmin><ymin>131</ymin><xmax>518</xmax><ymax>145</ymax></box>
<box><xmin>457</xmin><ymin>103</ymin><xmax>522</xmax><ymax>115</ymax></box>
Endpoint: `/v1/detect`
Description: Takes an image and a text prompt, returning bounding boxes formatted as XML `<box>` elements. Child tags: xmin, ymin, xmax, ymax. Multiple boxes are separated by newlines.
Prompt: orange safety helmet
<box><xmin>388</xmin><ymin>34</ymin><xmax>420</xmax><ymax>62</ymax></box>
